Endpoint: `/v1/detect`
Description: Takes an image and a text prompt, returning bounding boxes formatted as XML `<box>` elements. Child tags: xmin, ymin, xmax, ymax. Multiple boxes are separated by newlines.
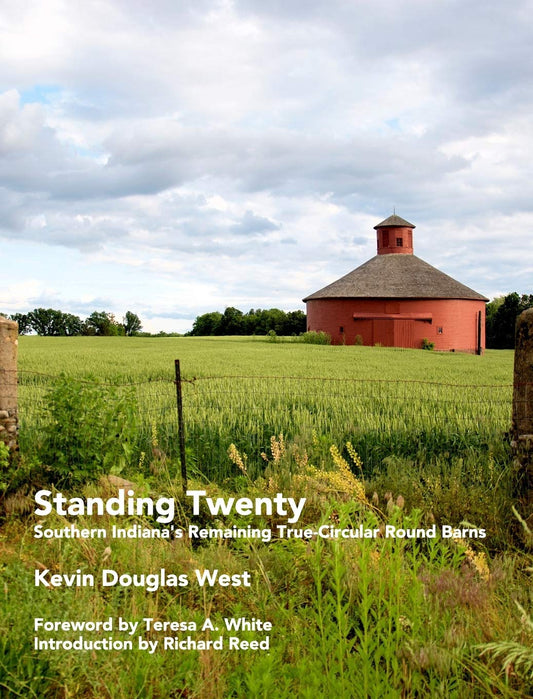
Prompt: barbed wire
<box><xmin>5</xmin><ymin>367</ymin><xmax>525</xmax><ymax>388</ymax></box>
<box><xmin>12</xmin><ymin>374</ymin><xmax>516</xmax><ymax>411</ymax></box>
<box><xmin>10</xmin><ymin>367</ymin><xmax>516</xmax><ymax>477</ymax></box>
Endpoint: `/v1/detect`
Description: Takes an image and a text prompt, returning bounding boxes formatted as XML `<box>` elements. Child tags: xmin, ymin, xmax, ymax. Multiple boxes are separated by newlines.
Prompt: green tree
<box><xmin>27</xmin><ymin>308</ymin><xmax>81</xmax><ymax>336</ymax></box>
<box><xmin>123</xmin><ymin>311</ymin><xmax>142</xmax><ymax>336</ymax></box>
<box><xmin>62</xmin><ymin>313</ymin><xmax>83</xmax><ymax>336</ymax></box>
<box><xmin>254</xmin><ymin>308</ymin><xmax>285</xmax><ymax>334</ymax></box>
<box><xmin>85</xmin><ymin>311</ymin><xmax>123</xmax><ymax>336</ymax></box>
<box><xmin>219</xmin><ymin>307</ymin><xmax>245</xmax><ymax>335</ymax></box>
<box><xmin>9</xmin><ymin>313</ymin><xmax>32</xmax><ymax>335</ymax></box>
<box><xmin>27</xmin><ymin>308</ymin><xmax>60</xmax><ymax>335</ymax></box>
<box><xmin>188</xmin><ymin>311</ymin><xmax>223</xmax><ymax>336</ymax></box>
<box><xmin>485</xmin><ymin>296</ymin><xmax>505</xmax><ymax>348</ymax></box>
<box><xmin>486</xmin><ymin>293</ymin><xmax>533</xmax><ymax>348</ymax></box>
<box><xmin>281</xmin><ymin>310</ymin><xmax>307</xmax><ymax>335</ymax></box>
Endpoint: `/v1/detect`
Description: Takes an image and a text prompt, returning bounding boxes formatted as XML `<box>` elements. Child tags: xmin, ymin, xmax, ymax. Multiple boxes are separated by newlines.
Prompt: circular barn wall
<box><xmin>306</xmin><ymin>298</ymin><xmax>486</xmax><ymax>352</ymax></box>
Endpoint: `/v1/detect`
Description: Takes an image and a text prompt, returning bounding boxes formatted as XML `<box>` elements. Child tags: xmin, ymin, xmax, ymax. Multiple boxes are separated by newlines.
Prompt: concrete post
<box><xmin>0</xmin><ymin>316</ymin><xmax>18</xmax><ymax>451</ymax></box>
<box><xmin>511</xmin><ymin>308</ymin><xmax>533</xmax><ymax>508</ymax></box>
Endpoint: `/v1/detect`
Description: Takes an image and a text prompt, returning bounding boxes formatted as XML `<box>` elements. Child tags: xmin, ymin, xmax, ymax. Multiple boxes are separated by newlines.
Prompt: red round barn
<box><xmin>303</xmin><ymin>215</ymin><xmax>488</xmax><ymax>352</ymax></box>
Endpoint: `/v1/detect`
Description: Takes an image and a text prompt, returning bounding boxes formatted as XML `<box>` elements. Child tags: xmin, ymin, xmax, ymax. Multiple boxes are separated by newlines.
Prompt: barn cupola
<box><xmin>374</xmin><ymin>214</ymin><xmax>415</xmax><ymax>255</ymax></box>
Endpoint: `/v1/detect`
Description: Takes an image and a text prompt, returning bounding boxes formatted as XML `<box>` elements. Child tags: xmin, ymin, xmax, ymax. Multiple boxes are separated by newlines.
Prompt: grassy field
<box><xmin>16</xmin><ymin>335</ymin><xmax>514</xmax><ymax>382</ymax></box>
<box><xmin>2</xmin><ymin>337</ymin><xmax>531</xmax><ymax>697</ymax></box>
<box><xmin>17</xmin><ymin>336</ymin><xmax>514</xmax><ymax>475</ymax></box>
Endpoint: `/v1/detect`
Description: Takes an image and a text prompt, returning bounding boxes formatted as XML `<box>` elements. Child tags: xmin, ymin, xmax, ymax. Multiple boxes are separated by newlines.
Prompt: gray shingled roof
<box><xmin>374</xmin><ymin>214</ymin><xmax>416</xmax><ymax>229</ymax></box>
<box><xmin>303</xmin><ymin>254</ymin><xmax>488</xmax><ymax>302</ymax></box>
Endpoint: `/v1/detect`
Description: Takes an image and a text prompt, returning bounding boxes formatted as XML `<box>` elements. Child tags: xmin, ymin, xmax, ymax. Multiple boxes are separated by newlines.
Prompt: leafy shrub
<box><xmin>0</xmin><ymin>441</ymin><xmax>16</xmax><ymax>498</ymax></box>
<box><xmin>299</xmin><ymin>331</ymin><xmax>331</xmax><ymax>345</ymax></box>
<box><xmin>0</xmin><ymin>443</ymin><xmax>41</xmax><ymax>518</ymax></box>
<box><xmin>354</xmin><ymin>334</ymin><xmax>364</xmax><ymax>345</ymax></box>
<box><xmin>0</xmin><ymin>441</ymin><xmax>8</xmax><ymax>472</ymax></box>
<box><xmin>38</xmin><ymin>375</ymin><xmax>137</xmax><ymax>487</ymax></box>
<box><xmin>422</xmin><ymin>338</ymin><xmax>434</xmax><ymax>350</ymax></box>
<box><xmin>0</xmin><ymin>625</ymin><xmax>58</xmax><ymax>697</ymax></box>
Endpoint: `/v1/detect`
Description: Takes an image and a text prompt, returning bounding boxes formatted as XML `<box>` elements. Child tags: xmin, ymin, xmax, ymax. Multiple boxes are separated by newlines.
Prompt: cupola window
<box><xmin>396</xmin><ymin>237</ymin><xmax>403</xmax><ymax>247</ymax></box>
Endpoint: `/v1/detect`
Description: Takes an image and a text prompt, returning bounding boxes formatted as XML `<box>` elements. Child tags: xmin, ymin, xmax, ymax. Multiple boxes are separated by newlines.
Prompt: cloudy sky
<box><xmin>1</xmin><ymin>0</ymin><xmax>532</xmax><ymax>332</ymax></box>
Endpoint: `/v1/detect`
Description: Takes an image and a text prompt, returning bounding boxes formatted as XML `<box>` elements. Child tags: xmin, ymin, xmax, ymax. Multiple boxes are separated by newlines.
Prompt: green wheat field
<box><xmin>1</xmin><ymin>337</ymin><xmax>532</xmax><ymax>698</ymax></box>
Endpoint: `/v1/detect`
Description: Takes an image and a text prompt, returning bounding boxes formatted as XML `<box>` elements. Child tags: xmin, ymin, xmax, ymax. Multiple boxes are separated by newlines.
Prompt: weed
<box><xmin>37</xmin><ymin>375</ymin><xmax>138</xmax><ymax>487</ymax></box>
<box><xmin>298</xmin><ymin>331</ymin><xmax>331</xmax><ymax>345</ymax></box>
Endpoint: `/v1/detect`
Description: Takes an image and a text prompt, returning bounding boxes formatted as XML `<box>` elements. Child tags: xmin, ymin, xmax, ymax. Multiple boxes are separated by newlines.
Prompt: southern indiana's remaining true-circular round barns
<box><xmin>303</xmin><ymin>214</ymin><xmax>488</xmax><ymax>352</ymax></box>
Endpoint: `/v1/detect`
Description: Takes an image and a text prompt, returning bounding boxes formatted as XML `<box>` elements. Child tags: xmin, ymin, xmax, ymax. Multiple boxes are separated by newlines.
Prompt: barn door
<box><xmin>394</xmin><ymin>319</ymin><xmax>415</xmax><ymax>348</ymax></box>
<box><xmin>373</xmin><ymin>319</ymin><xmax>394</xmax><ymax>346</ymax></box>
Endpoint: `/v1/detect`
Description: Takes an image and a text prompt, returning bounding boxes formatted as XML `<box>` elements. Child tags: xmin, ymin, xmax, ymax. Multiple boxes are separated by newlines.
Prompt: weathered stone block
<box><xmin>512</xmin><ymin>308</ymin><xmax>533</xmax><ymax>509</ymax></box>
<box><xmin>0</xmin><ymin>316</ymin><xmax>18</xmax><ymax>450</ymax></box>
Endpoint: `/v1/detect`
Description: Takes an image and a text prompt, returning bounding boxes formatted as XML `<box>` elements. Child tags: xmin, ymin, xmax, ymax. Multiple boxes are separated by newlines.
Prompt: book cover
<box><xmin>1</xmin><ymin>2</ymin><xmax>532</xmax><ymax>697</ymax></box>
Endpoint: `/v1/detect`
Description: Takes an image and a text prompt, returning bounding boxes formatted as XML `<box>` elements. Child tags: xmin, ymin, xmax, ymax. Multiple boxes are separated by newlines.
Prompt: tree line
<box><xmin>2</xmin><ymin>309</ymin><xmax>142</xmax><ymax>336</ymax></box>
<box><xmin>187</xmin><ymin>307</ymin><xmax>307</xmax><ymax>336</ymax></box>
<box><xmin>2</xmin><ymin>306</ymin><xmax>306</xmax><ymax>337</ymax></box>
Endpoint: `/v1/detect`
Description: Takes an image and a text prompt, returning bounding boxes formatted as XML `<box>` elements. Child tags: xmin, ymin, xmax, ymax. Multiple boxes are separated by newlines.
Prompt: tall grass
<box><xmin>1</xmin><ymin>335</ymin><xmax>530</xmax><ymax>698</ymax></box>
<box><xmin>2</xmin><ymin>482</ymin><xmax>530</xmax><ymax>698</ymax></box>
<box><xmin>17</xmin><ymin>337</ymin><xmax>513</xmax><ymax>481</ymax></box>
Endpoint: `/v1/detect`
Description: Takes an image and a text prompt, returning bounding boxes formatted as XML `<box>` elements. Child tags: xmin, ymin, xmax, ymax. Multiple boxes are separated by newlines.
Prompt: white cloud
<box><xmin>0</xmin><ymin>0</ymin><xmax>531</xmax><ymax>330</ymax></box>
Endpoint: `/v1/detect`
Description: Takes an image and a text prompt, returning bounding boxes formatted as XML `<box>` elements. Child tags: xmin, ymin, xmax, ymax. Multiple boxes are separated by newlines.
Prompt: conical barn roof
<box><xmin>303</xmin><ymin>254</ymin><xmax>488</xmax><ymax>301</ymax></box>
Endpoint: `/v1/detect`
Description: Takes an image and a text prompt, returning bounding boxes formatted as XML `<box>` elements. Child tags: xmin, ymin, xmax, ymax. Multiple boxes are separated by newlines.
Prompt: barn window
<box><xmin>437</xmin><ymin>326</ymin><xmax>443</xmax><ymax>334</ymax></box>
<box><xmin>396</xmin><ymin>237</ymin><xmax>403</xmax><ymax>247</ymax></box>
<box><xmin>339</xmin><ymin>326</ymin><xmax>344</xmax><ymax>333</ymax></box>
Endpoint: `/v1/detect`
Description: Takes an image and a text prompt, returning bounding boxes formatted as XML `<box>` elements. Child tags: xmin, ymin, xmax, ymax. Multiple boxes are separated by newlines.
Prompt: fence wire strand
<box><xmin>14</xmin><ymin>369</ymin><xmax>514</xmax><ymax>478</ymax></box>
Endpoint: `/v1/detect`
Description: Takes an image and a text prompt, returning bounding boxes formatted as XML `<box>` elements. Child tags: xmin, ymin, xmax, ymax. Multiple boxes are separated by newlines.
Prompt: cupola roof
<box><xmin>374</xmin><ymin>214</ymin><xmax>415</xmax><ymax>229</ymax></box>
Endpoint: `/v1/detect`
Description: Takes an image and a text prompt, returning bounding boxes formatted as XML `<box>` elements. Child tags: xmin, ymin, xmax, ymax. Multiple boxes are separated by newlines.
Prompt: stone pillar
<box><xmin>0</xmin><ymin>316</ymin><xmax>18</xmax><ymax>451</ymax></box>
<box><xmin>511</xmin><ymin>308</ymin><xmax>533</xmax><ymax>508</ymax></box>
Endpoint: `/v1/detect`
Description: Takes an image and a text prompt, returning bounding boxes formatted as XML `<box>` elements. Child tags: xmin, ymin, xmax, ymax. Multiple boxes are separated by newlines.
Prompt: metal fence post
<box><xmin>174</xmin><ymin>359</ymin><xmax>187</xmax><ymax>494</ymax></box>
